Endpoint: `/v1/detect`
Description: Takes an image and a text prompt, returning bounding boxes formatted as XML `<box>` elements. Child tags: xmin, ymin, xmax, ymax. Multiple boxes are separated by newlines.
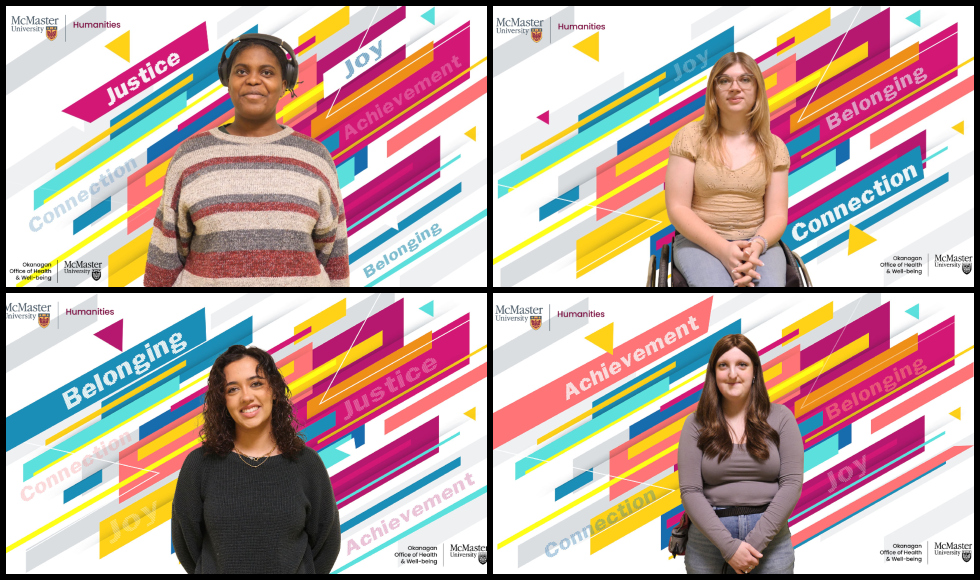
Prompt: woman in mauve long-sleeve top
<box><xmin>678</xmin><ymin>333</ymin><xmax>804</xmax><ymax>574</ymax></box>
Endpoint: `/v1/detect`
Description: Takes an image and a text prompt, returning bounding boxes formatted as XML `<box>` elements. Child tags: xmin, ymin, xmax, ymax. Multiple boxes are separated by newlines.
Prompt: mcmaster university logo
<box><xmin>530</xmin><ymin>315</ymin><xmax>542</xmax><ymax>330</ymax></box>
<box><xmin>531</xmin><ymin>27</ymin><xmax>542</xmax><ymax>43</ymax></box>
<box><xmin>963</xmin><ymin>262</ymin><xmax>972</xmax><ymax>275</ymax></box>
<box><xmin>478</xmin><ymin>551</ymin><xmax>487</xmax><ymax>565</ymax></box>
<box><xmin>38</xmin><ymin>313</ymin><xmax>50</xmax><ymax>328</ymax></box>
<box><xmin>46</xmin><ymin>26</ymin><xmax>58</xmax><ymax>41</ymax></box>
<box><xmin>964</xmin><ymin>549</ymin><xmax>972</xmax><ymax>562</ymax></box>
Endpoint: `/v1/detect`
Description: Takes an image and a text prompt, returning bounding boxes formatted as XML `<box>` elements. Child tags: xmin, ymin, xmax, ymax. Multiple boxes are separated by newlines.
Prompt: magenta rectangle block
<box><xmin>791</xmin><ymin>416</ymin><xmax>924</xmax><ymax>519</ymax></box>
<box><xmin>332</xmin><ymin>416</ymin><xmax>439</xmax><ymax>507</ymax></box>
<box><xmin>309</xmin><ymin>313</ymin><xmax>471</xmax><ymax>451</ymax></box>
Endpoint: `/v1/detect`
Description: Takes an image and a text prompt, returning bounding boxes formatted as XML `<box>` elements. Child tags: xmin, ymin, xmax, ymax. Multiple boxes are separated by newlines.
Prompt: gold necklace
<box><xmin>234</xmin><ymin>444</ymin><xmax>277</xmax><ymax>468</ymax></box>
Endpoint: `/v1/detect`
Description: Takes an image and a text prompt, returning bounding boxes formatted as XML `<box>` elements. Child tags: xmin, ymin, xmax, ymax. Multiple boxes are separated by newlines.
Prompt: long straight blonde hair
<box><xmin>699</xmin><ymin>52</ymin><xmax>779</xmax><ymax>184</ymax></box>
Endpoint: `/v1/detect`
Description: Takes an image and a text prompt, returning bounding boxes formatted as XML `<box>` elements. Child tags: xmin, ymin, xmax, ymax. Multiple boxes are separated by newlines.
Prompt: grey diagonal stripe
<box><xmin>498</xmin><ymin>219</ymin><xmax>594</xmax><ymax>287</ymax></box>
<box><xmin>7</xmin><ymin>6</ymin><xmax>109</xmax><ymax>95</ymax></box>
<box><xmin>299</xmin><ymin>6</ymin><xmax>400</xmax><ymax>65</ymax></box>
<box><xmin>557</xmin><ymin>145</ymin><xmax>618</xmax><ymax>198</ymax></box>
<box><xmin>396</xmin><ymin>495</ymin><xmax>487</xmax><ymax>567</ymax></box>
<box><xmin>692</xmin><ymin>7</ymin><xmax>748</xmax><ymax>40</ymax></box>
<box><xmin>25</xmin><ymin>471</ymin><xmax>179</xmax><ymax>571</ymax></box>
<box><xmin>399</xmin><ymin>219</ymin><xmax>487</xmax><ymax>287</ymax></box>
<box><xmin>760</xmin><ymin>6</ymin><xmax>880</xmax><ymax>67</ymax></box>
<box><xmin>6</xmin><ymin>295</ymin><xmax>98</xmax><ymax>373</ymax></box>
<box><xmin>493</xmin><ymin>72</ymin><xmax>624</xmax><ymax>176</ymax></box>
<box><xmin>492</xmin><ymin>298</ymin><xmax>589</xmax><ymax>377</ymax></box>
<box><xmin>216</xmin><ymin>6</ymin><xmax>268</xmax><ymax>37</ymax></box>
<box><xmin>885</xmin><ymin>208</ymin><xmax>974</xmax><ymax>286</ymax></box>
<box><xmin>493</xmin><ymin>6</ymin><xmax>575</xmax><ymax>78</ymax></box>
<box><xmin>211</xmin><ymin>293</ymin><xmax>274</xmax><ymax>329</ymax></box>
<box><xmin>884</xmin><ymin>487</ymin><xmax>974</xmax><ymax>546</ymax></box>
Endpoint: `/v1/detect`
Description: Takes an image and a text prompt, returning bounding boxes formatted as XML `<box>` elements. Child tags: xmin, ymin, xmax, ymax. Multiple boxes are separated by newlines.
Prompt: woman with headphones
<box><xmin>665</xmin><ymin>52</ymin><xmax>790</xmax><ymax>287</ymax></box>
<box><xmin>144</xmin><ymin>34</ymin><xmax>350</xmax><ymax>286</ymax></box>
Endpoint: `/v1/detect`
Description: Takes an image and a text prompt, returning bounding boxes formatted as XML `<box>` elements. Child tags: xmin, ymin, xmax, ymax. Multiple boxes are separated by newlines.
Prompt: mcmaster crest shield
<box><xmin>46</xmin><ymin>26</ymin><xmax>58</xmax><ymax>41</ymax></box>
<box><xmin>38</xmin><ymin>313</ymin><xmax>50</xmax><ymax>328</ymax></box>
<box><xmin>963</xmin><ymin>262</ymin><xmax>972</xmax><ymax>275</ymax></box>
<box><xmin>478</xmin><ymin>551</ymin><xmax>487</xmax><ymax>565</ymax></box>
<box><xmin>531</xmin><ymin>28</ymin><xmax>542</xmax><ymax>43</ymax></box>
<box><xmin>963</xmin><ymin>549</ymin><xmax>972</xmax><ymax>562</ymax></box>
<box><xmin>530</xmin><ymin>315</ymin><xmax>542</xmax><ymax>330</ymax></box>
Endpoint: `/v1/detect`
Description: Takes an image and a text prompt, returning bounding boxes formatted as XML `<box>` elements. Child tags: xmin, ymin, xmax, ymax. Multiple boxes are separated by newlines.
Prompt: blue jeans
<box><xmin>684</xmin><ymin>507</ymin><xmax>795</xmax><ymax>574</ymax></box>
<box><xmin>673</xmin><ymin>233</ymin><xmax>786</xmax><ymax>287</ymax></box>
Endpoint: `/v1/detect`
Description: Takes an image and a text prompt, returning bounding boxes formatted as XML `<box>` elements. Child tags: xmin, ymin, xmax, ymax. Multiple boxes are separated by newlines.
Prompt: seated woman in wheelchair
<box><xmin>665</xmin><ymin>51</ymin><xmax>790</xmax><ymax>287</ymax></box>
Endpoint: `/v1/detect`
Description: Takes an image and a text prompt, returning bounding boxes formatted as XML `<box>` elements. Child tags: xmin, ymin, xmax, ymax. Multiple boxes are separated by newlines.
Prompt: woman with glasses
<box><xmin>665</xmin><ymin>52</ymin><xmax>790</xmax><ymax>287</ymax></box>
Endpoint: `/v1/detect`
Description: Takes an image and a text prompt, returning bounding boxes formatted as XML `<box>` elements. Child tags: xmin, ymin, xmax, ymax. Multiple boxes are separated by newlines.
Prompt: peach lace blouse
<box><xmin>669</xmin><ymin>121</ymin><xmax>790</xmax><ymax>240</ymax></box>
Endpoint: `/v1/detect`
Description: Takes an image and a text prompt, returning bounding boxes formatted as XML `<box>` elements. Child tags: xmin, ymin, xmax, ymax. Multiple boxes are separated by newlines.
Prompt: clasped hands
<box><xmin>727</xmin><ymin>541</ymin><xmax>764</xmax><ymax>574</ymax></box>
<box><xmin>721</xmin><ymin>240</ymin><xmax>765</xmax><ymax>287</ymax></box>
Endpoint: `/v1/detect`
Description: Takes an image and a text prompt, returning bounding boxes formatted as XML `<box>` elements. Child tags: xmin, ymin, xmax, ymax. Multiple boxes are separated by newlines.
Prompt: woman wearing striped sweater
<box><xmin>145</xmin><ymin>34</ymin><xmax>350</xmax><ymax>286</ymax></box>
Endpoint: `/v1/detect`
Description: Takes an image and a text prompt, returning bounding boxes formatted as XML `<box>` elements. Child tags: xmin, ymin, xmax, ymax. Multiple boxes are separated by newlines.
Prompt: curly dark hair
<box><xmin>201</xmin><ymin>345</ymin><xmax>307</xmax><ymax>460</ymax></box>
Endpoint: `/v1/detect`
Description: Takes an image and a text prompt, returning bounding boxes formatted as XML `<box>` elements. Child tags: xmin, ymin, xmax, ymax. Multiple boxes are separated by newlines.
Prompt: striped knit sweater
<box><xmin>144</xmin><ymin>124</ymin><xmax>350</xmax><ymax>286</ymax></box>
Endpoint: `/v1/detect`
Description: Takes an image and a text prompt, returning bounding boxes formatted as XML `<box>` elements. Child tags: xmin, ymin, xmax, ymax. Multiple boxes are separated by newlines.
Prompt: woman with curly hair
<box><xmin>172</xmin><ymin>345</ymin><xmax>341</xmax><ymax>573</ymax></box>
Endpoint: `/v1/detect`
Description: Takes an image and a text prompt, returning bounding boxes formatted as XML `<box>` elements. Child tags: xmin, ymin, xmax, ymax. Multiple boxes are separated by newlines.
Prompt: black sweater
<box><xmin>172</xmin><ymin>445</ymin><xmax>342</xmax><ymax>574</ymax></box>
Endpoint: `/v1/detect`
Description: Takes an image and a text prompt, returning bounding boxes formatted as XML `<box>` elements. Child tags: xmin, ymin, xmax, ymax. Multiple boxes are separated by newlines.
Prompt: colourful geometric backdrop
<box><xmin>493</xmin><ymin>293</ymin><xmax>974</xmax><ymax>573</ymax></box>
<box><xmin>492</xmin><ymin>7</ymin><xmax>974</xmax><ymax>286</ymax></box>
<box><xmin>7</xmin><ymin>6</ymin><xmax>488</xmax><ymax>287</ymax></box>
<box><xmin>6</xmin><ymin>293</ymin><xmax>487</xmax><ymax>573</ymax></box>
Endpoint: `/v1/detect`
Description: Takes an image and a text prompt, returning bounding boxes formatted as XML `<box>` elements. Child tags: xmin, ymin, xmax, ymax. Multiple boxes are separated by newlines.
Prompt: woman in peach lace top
<box><xmin>665</xmin><ymin>51</ymin><xmax>790</xmax><ymax>287</ymax></box>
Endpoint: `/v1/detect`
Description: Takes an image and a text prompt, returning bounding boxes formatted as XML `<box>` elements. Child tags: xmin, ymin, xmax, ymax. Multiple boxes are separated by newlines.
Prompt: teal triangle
<box><xmin>317</xmin><ymin>434</ymin><xmax>352</xmax><ymax>470</ymax></box>
<box><xmin>906</xmin><ymin>10</ymin><xmax>921</xmax><ymax>27</ymax></box>
<box><xmin>420</xmin><ymin>300</ymin><xmax>434</xmax><ymax>317</ymax></box>
<box><xmin>906</xmin><ymin>304</ymin><xmax>920</xmax><ymax>319</ymax></box>
<box><xmin>421</xmin><ymin>7</ymin><xmax>435</xmax><ymax>26</ymax></box>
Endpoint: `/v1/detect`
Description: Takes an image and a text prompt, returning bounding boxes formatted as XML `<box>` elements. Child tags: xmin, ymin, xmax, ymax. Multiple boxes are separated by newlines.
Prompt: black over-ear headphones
<box><xmin>218</xmin><ymin>33</ymin><xmax>300</xmax><ymax>97</ymax></box>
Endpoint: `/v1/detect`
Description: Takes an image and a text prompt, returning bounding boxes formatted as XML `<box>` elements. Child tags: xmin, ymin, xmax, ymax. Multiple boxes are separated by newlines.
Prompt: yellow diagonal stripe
<box><xmin>99</xmin><ymin>479</ymin><xmax>177</xmax><ymax>558</ymax></box>
<box><xmin>768</xmin><ymin>42</ymin><xmax>868</xmax><ymax>113</ymax></box>
<box><xmin>138</xmin><ymin>412</ymin><xmax>201</xmax><ymax>461</ymax></box>
<box><xmin>17</xmin><ymin>190</ymin><xmax>162</xmax><ymax>287</ymax></box>
<box><xmin>615</xmin><ymin>126</ymin><xmax>684</xmax><ymax>177</ymax></box>
<box><xmin>628</xmin><ymin>414</ymin><xmax>685</xmax><ymax>459</ymax></box>
<box><xmin>783</xmin><ymin>301</ymin><xmax>833</xmax><ymax>343</ymax></box>
<box><xmin>576</xmin><ymin>204</ymin><xmax>669</xmax><ymax>277</ymax></box>
<box><xmin>521</xmin><ymin>71</ymin><xmax>667</xmax><ymax>162</ymax></box>
<box><xmin>56</xmin><ymin>75</ymin><xmax>194</xmax><ymax>170</ymax></box>
<box><xmin>537</xmin><ymin>362</ymin><xmax>676</xmax><ymax>445</ymax></box>
<box><xmin>44</xmin><ymin>361</ymin><xmax>186</xmax><ymax>447</ymax></box>
<box><xmin>295</xmin><ymin>298</ymin><xmax>346</xmax><ymax>343</ymax></box>
<box><xmin>282</xmin><ymin>82</ymin><xmax>324</xmax><ymax>122</ymax></box>
<box><xmin>108</xmin><ymin>227</ymin><xmax>152</xmax><ymax>276</ymax></box>
<box><xmin>590</xmin><ymin>472</ymin><xmax>680</xmax><ymax>553</ymax></box>
<box><xmin>493</xmin><ymin>75</ymin><xmax>706</xmax><ymax>264</ymax></box>
<box><xmin>7</xmin><ymin>437</ymin><xmax>202</xmax><ymax>554</ymax></box>
<box><xmin>298</xmin><ymin>6</ymin><xmax>350</xmax><ymax>53</ymax></box>
<box><xmin>763</xmin><ymin>362</ymin><xmax>783</xmax><ymax>383</ymax></box>
<box><xmin>293</xmin><ymin>330</ymin><xmax>383</xmax><ymax>396</ymax></box>
<box><xmin>279</xmin><ymin>361</ymin><xmax>296</xmax><ymax>377</ymax></box>
<box><xmin>767</xmin><ymin>333</ymin><xmax>869</xmax><ymax>402</ymax></box>
<box><xmin>777</xmin><ymin>8</ymin><xmax>831</xmax><ymax>55</ymax></box>
<box><xmin>146</xmin><ymin>158</ymin><xmax>171</xmax><ymax>186</ymax></box>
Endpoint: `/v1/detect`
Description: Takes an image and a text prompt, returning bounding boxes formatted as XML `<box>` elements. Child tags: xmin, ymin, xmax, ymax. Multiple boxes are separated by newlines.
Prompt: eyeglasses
<box><xmin>715</xmin><ymin>74</ymin><xmax>755</xmax><ymax>90</ymax></box>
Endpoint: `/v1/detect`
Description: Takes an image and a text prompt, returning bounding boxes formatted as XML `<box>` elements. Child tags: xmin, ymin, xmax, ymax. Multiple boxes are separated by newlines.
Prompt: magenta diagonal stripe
<box><xmin>791</xmin><ymin>416</ymin><xmax>924</xmax><ymax>519</ymax></box>
<box><xmin>331</xmin><ymin>416</ymin><xmax>439</xmax><ymax>507</ymax></box>
<box><xmin>268</xmin><ymin>326</ymin><xmax>312</xmax><ymax>355</ymax></box>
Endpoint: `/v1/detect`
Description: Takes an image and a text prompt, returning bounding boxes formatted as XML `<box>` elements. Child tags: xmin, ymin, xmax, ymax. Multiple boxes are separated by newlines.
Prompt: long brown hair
<box><xmin>695</xmin><ymin>334</ymin><xmax>780</xmax><ymax>463</ymax></box>
<box><xmin>699</xmin><ymin>51</ymin><xmax>780</xmax><ymax>184</ymax></box>
<box><xmin>201</xmin><ymin>345</ymin><xmax>307</xmax><ymax>459</ymax></box>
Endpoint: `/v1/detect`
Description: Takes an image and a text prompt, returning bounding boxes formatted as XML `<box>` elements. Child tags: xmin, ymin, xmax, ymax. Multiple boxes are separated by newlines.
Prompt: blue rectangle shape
<box><xmin>836</xmin><ymin>424</ymin><xmax>852</xmax><ymax>450</ymax></box>
<box><xmin>799</xmin><ymin>411</ymin><xmax>824</xmax><ymax>436</ymax></box>
<box><xmin>64</xmin><ymin>469</ymin><xmax>103</xmax><ymax>503</ymax></box>
<box><xmin>326</xmin><ymin>132</ymin><xmax>340</xmax><ymax>152</ymax></box>
<box><xmin>649</xmin><ymin>225</ymin><xmax>676</xmax><ymax>255</ymax></box>
<box><xmin>661</xmin><ymin>504</ymin><xmax>685</xmax><ymax>550</ymax></box>
<box><xmin>539</xmin><ymin>186</ymin><xmax>580</xmax><ymax>221</ymax></box>
<box><xmin>349</xmin><ymin>182</ymin><xmax>463</xmax><ymax>263</ymax></box>
<box><xmin>300</xmin><ymin>412</ymin><xmax>336</xmax><ymax>441</ymax></box>
<box><xmin>803</xmin><ymin>433</ymin><xmax>839</xmax><ymax>472</ymax></box>
<box><xmin>352</xmin><ymin>424</ymin><xmax>366</xmax><ymax>447</ymax></box>
<box><xmin>617</xmin><ymin>95</ymin><xmax>704</xmax><ymax>155</ymax></box>
<box><xmin>6</xmin><ymin>310</ymin><xmax>206</xmax><ymax>452</ymax></box>
<box><xmin>787</xmin><ymin>147</ymin><xmax>925</xmax><ymax>250</ymax></box>
<box><xmin>598</xmin><ymin>319</ymin><xmax>741</xmax><ymax>423</ymax></box>
<box><xmin>579</xmin><ymin>27</ymin><xmax>734</xmax><ymax>132</ymax></box>
<box><xmin>354</xmin><ymin>146</ymin><xmax>368</xmax><ymax>174</ymax></box>
<box><xmin>835</xmin><ymin>139</ymin><xmax>850</xmax><ymax>165</ymax></box>
<box><xmin>800</xmin><ymin>172</ymin><xmax>949</xmax><ymax>263</ymax></box>
<box><xmin>788</xmin><ymin>148</ymin><xmax>836</xmax><ymax>198</ymax></box>
<box><xmin>72</xmin><ymin>197</ymin><xmax>112</xmax><ymax>234</ymax></box>
<box><xmin>555</xmin><ymin>468</ymin><xmax>593</xmax><ymax>501</ymax></box>
<box><xmin>786</xmin><ymin>125</ymin><xmax>821</xmax><ymax>156</ymax></box>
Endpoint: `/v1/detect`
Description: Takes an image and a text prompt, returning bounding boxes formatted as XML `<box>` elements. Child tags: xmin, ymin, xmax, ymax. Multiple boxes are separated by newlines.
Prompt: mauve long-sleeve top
<box><xmin>678</xmin><ymin>402</ymin><xmax>804</xmax><ymax>561</ymax></box>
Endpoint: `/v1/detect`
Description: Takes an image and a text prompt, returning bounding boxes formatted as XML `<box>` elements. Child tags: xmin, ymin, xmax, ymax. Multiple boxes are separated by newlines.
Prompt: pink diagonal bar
<box><xmin>759</xmin><ymin>328</ymin><xmax>800</xmax><ymax>356</ymax></box>
<box><xmin>870</xmin><ymin>363</ymin><xmax>974</xmax><ymax>433</ymax></box>
<box><xmin>755</xmin><ymin>37</ymin><xmax>795</xmax><ymax>64</ymax></box>
<box><xmin>384</xmin><ymin>362</ymin><xmax>487</xmax><ymax>433</ymax></box>
<box><xmin>269</xmin><ymin>327</ymin><xmax>312</xmax><ymax>355</ymax></box>
<box><xmin>387</xmin><ymin>76</ymin><xmax>487</xmax><ymax>157</ymax></box>
<box><xmin>870</xmin><ymin>75</ymin><xmax>975</xmax><ymax>148</ymax></box>
<box><xmin>791</xmin><ymin>444</ymin><xmax>973</xmax><ymax>546</ymax></box>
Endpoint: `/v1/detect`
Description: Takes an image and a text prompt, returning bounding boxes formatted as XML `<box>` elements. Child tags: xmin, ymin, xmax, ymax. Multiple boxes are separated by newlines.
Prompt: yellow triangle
<box><xmin>952</xmin><ymin>121</ymin><xmax>965</xmax><ymax>135</ymax></box>
<box><xmin>573</xmin><ymin>32</ymin><xmax>600</xmax><ymax>62</ymax></box>
<box><xmin>950</xmin><ymin>407</ymin><xmax>961</xmax><ymax>420</ymax></box>
<box><xmin>847</xmin><ymin>224</ymin><xmax>876</xmax><ymax>255</ymax></box>
<box><xmin>106</xmin><ymin>31</ymin><xmax>131</xmax><ymax>62</ymax></box>
<box><xmin>585</xmin><ymin>323</ymin><xmax>614</xmax><ymax>355</ymax></box>
<box><xmin>465</xmin><ymin>127</ymin><xmax>477</xmax><ymax>141</ymax></box>
<box><xmin>464</xmin><ymin>407</ymin><xmax>477</xmax><ymax>421</ymax></box>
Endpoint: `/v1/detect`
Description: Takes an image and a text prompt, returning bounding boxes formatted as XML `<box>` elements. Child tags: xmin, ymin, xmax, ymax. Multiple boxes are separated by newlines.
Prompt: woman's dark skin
<box><xmin>226</xmin><ymin>45</ymin><xmax>287</xmax><ymax>137</ymax></box>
